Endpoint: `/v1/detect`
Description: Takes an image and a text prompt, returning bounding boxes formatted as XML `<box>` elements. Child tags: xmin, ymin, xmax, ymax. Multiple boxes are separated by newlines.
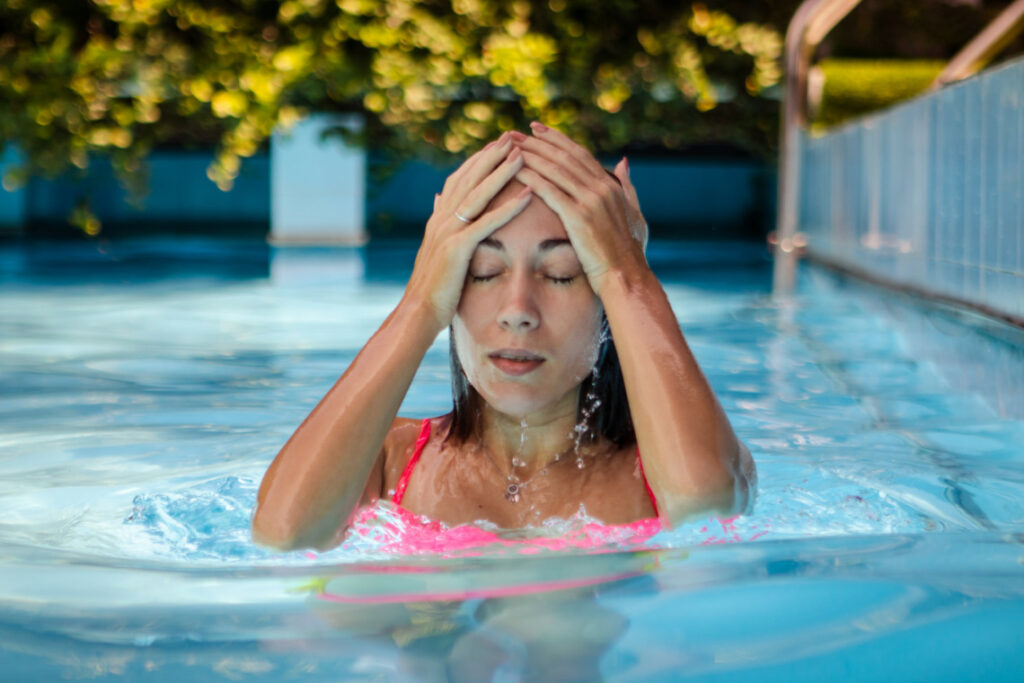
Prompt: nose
<box><xmin>497</xmin><ymin>272</ymin><xmax>540</xmax><ymax>331</ymax></box>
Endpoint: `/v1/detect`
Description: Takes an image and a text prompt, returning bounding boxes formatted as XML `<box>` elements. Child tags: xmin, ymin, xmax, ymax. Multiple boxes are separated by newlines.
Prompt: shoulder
<box><xmin>380</xmin><ymin>415</ymin><xmax>449</xmax><ymax>493</ymax></box>
<box><xmin>384</xmin><ymin>416</ymin><xmax>426</xmax><ymax>450</ymax></box>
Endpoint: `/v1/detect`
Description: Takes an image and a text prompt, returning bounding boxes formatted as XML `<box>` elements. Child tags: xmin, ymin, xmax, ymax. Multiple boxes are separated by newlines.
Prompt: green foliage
<box><xmin>0</xmin><ymin>0</ymin><xmax>784</xmax><ymax>224</ymax></box>
<box><xmin>812</xmin><ymin>59</ymin><xmax>944</xmax><ymax>129</ymax></box>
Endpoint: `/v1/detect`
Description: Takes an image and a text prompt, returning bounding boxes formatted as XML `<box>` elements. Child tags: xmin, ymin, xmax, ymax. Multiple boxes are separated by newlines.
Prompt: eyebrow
<box><xmin>479</xmin><ymin>237</ymin><xmax>573</xmax><ymax>252</ymax></box>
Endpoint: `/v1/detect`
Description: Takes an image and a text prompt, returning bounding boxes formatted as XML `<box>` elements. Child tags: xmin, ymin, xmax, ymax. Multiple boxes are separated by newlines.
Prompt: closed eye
<box><xmin>546</xmin><ymin>275</ymin><xmax>576</xmax><ymax>285</ymax></box>
<box><xmin>469</xmin><ymin>273</ymin><xmax>499</xmax><ymax>283</ymax></box>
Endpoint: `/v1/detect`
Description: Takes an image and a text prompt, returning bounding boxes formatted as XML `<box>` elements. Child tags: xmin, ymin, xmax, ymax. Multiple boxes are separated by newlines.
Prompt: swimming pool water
<box><xmin>1</xmin><ymin>239</ymin><xmax>1022</xmax><ymax>680</ymax></box>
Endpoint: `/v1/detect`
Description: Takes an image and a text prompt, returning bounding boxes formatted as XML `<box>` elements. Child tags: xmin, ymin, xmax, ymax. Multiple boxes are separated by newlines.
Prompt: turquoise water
<box><xmin>1</xmin><ymin>239</ymin><xmax>1022</xmax><ymax>680</ymax></box>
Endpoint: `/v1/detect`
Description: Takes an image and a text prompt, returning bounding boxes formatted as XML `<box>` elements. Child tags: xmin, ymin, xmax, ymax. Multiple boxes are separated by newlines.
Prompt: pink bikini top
<box><xmin>393</xmin><ymin>418</ymin><xmax>660</xmax><ymax>516</ymax></box>
<box><xmin>340</xmin><ymin>419</ymin><xmax>662</xmax><ymax>556</ymax></box>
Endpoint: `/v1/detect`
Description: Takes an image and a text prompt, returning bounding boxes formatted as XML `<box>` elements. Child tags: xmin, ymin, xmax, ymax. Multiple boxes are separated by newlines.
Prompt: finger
<box><xmin>613</xmin><ymin>157</ymin><xmax>626</xmax><ymax>179</ymax></box>
<box><xmin>514</xmin><ymin>166</ymin><xmax>578</xmax><ymax>230</ymax></box>
<box><xmin>518</xmin><ymin>149</ymin><xmax>589</xmax><ymax>199</ymax></box>
<box><xmin>614</xmin><ymin>157</ymin><xmax>649</xmax><ymax>248</ymax></box>
<box><xmin>449</xmin><ymin>135</ymin><xmax>510</xmax><ymax>187</ymax></box>
<box><xmin>453</xmin><ymin>147</ymin><xmax>525</xmax><ymax>220</ymax></box>
<box><xmin>515</xmin><ymin>134</ymin><xmax>599</xmax><ymax>193</ymax></box>
<box><xmin>528</xmin><ymin>122</ymin><xmax>606</xmax><ymax>178</ymax></box>
<box><xmin>443</xmin><ymin>134</ymin><xmax>513</xmax><ymax>198</ymax></box>
<box><xmin>613</xmin><ymin>157</ymin><xmax>641</xmax><ymax>210</ymax></box>
<box><xmin>513</xmin><ymin>135</ymin><xmax>592</xmax><ymax>186</ymax></box>
<box><xmin>462</xmin><ymin>185</ymin><xmax>533</xmax><ymax>244</ymax></box>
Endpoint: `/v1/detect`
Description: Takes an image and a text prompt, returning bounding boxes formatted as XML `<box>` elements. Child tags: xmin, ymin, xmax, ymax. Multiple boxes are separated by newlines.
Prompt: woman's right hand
<box><xmin>405</xmin><ymin>132</ymin><xmax>533</xmax><ymax>332</ymax></box>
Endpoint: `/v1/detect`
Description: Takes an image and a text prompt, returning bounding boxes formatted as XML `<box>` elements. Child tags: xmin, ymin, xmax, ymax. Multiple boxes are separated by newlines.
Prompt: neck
<box><xmin>478</xmin><ymin>395</ymin><xmax>580</xmax><ymax>478</ymax></box>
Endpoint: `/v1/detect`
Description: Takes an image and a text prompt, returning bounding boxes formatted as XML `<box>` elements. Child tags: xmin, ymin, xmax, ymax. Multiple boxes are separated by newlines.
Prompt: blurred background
<box><xmin>1</xmin><ymin>0</ymin><xmax>1022</xmax><ymax>244</ymax></box>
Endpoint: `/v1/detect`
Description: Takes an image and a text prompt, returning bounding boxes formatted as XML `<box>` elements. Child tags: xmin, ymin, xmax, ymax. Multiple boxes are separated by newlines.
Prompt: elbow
<box><xmin>659</xmin><ymin>442</ymin><xmax>757</xmax><ymax>528</ymax></box>
<box><xmin>250</xmin><ymin>510</ymin><xmax>303</xmax><ymax>552</ymax></box>
<box><xmin>734</xmin><ymin>440</ymin><xmax>757</xmax><ymax>511</ymax></box>
<box><xmin>248</xmin><ymin>501</ymin><xmax>346</xmax><ymax>557</ymax></box>
<box><xmin>250</xmin><ymin>506</ymin><xmax>336</xmax><ymax>552</ymax></box>
<box><xmin>712</xmin><ymin>440</ymin><xmax>757</xmax><ymax>514</ymax></box>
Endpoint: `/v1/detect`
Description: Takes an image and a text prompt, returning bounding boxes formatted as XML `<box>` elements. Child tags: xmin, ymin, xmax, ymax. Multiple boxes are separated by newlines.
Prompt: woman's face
<box><xmin>453</xmin><ymin>180</ymin><xmax>604</xmax><ymax>421</ymax></box>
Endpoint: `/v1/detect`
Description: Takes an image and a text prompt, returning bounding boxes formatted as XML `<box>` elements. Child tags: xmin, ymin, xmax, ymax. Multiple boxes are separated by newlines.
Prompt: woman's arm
<box><xmin>511</xmin><ymin>124</ymin><xmax>755</xmax><ymax>527</ymax></box>
<box><xmin>252</xmin><ymin>134</ymin><xmax>533</xmax><ymax>550</ymax></box>
<box><xmin>598</xmin><ymin>262</ymin><xmax>756</xmax><ymax>523</ymax></box>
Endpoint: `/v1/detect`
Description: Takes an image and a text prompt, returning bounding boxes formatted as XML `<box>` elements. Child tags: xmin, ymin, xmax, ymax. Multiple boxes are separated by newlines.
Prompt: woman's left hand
<box><xmin>511</xmin><ymin>123</ymin><xmax>648</xmax><ymax>298</ymax></box>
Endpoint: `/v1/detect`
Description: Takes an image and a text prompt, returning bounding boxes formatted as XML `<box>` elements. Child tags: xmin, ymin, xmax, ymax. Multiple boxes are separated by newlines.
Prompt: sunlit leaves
<box><xmin>1</xmin><ymin>1</ymin><xmax>784</xmax><ymax>233</ymax></box>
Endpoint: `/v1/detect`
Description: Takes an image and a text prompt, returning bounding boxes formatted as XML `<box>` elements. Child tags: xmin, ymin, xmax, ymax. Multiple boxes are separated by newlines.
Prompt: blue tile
<box><xmin>962</xmin><ymin>264</ymin><xmax>985</xmax><ymax>307</ymax></box>
<box><xmin>929</xmin><ymin>94</ymin><xmax>946</xmax><ymax>267</ymax></box>
<box><xmin>946</xmin><ymin>86</ymin><xmax>967</xmax><ymax>268</ymax></box>
<box><xmin>995</xmin><ymin>66</ymin><xmax>1021</xmax><ymax>274</ymax></box>
<box><xmin>981</xmin><ymin>71</ymin><xmax>1002</xmax><ymax>275</ymax></box>
<box><xmin>963</xmin><ymin>82</ymin><xmax>983</xmax><ymax>272</ymax></box>
<box><xmin>940</xmin><ymin>262</ymin><xmax>965</xmax><ymax>301</ymax></box>
<box><xmin>1013</xmin><ymin>273</ymin><xmax>1024</xmax><ymax>320</ymax></box>
<box><xmin>992</xmin><ymin>272</ymin><xmax>1024</xmax><ymax>319</ymax></box>
<box><xmin>839</xmin><ymin>127</ymin><xmax>859</xmax><ymax>253</ymax></box>
<box><xmin>1019</xmin><ymin>60</ymin><xmax>1024</xmax><ymax>274</ymax></box>
<box><xmin>797</xmin><ymin>57</ymin><xmax>1024</xmax><ymax>313</ymax></box>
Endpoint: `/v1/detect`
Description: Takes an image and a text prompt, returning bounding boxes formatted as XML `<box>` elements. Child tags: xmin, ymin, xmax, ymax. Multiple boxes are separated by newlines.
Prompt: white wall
<box><xmin>271</xmin><ymin>113</ymin><xmax>367</xmax><ymax>245</ymax></box>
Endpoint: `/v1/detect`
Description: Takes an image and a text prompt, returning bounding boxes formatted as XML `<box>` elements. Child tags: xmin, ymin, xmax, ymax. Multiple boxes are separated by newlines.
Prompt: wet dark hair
<box><xmin>445</xmin><ymin>314</ymin><xmax>636</xmax><ymax>448</ymax></box>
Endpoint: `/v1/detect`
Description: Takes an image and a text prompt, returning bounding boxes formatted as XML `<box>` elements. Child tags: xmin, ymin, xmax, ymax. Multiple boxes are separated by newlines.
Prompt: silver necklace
<box><xmin>480</xmin><ymin>446</ymin><xmax>581</xmax><ymax>503</ymax></box>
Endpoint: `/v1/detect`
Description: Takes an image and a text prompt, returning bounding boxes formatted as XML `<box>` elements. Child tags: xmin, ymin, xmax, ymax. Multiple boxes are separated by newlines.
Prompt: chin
<box><xmin>474</xmin><ymin>376</ymin><xmax>579</xmax><ymax>422</ymax></box>
<box><xmin>477</xmin><ymin>386</ymin><xmax>549</xmax><ymax>419</ymax></box>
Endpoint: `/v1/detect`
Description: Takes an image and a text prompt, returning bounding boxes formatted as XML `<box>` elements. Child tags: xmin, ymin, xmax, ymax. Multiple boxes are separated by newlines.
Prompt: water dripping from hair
<box><xmin>512</xmin><ymin>417</ymin><xmax>527</xmax><ymax>471</ymax></box>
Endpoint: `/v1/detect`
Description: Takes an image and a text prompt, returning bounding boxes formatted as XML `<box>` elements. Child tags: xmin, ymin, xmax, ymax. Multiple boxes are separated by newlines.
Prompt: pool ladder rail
<box><xmin>772</xmin><ymin>0</ymin><xmax>1024</xmax><ymax>295</ymax></box>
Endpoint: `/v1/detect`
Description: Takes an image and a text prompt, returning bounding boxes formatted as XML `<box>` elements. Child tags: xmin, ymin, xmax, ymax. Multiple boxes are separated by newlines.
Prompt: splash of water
<box><xmin>511</xmin><ymin>417</ymin><xmax>527</xmax><ymax>471</ymax></box>
<box><xmin>572</xmin><ymin>370</ymin><xmax>602</xmax><ymax>468</ymax></box>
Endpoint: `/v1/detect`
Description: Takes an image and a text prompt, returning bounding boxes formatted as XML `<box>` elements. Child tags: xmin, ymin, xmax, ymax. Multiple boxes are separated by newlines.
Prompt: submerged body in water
<box><xmin>252</xmin><ymin>126</ymin><xmax>755</xmax><ymax>550</ymax></box>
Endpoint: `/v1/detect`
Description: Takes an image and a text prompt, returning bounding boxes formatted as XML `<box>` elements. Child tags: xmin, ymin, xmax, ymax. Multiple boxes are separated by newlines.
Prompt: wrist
<box><xmin>592</xmin><ymin>254</ymin><xmax>652</xmax><ymax>302</ymax></box>
<box><xmin>395</xmin><ymin>292</ymin><xmax>450</xmax><ymax>342</ymax></box>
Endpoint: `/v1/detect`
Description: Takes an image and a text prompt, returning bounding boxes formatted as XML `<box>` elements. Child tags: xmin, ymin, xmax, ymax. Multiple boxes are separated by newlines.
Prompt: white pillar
<box><xmin>270</xmin><ymin>113</ymin><xmax>367</xmax><ymax>245</ymax></box>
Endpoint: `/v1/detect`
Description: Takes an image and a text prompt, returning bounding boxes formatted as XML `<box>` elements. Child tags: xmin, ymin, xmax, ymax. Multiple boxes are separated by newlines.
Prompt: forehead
<box><xmin>484</xmin><ymin>179</ymin><xmax>568</xmax><ymax>246</ymax></box>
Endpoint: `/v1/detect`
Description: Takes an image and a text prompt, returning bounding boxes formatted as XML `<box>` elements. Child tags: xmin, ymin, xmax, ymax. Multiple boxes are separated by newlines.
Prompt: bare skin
<box><xmin>252</xmin><ymin>127</ymin><xmax>755</xmax><ymax>551</ymax></box>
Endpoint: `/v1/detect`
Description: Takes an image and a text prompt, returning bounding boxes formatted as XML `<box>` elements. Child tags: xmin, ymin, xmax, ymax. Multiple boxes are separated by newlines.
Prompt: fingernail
<box><xmin>509</xmin><ymin>130</ymin><xmax>528</xmax><ymax>141</ymax></box>
<box><xmin>530</xmin><ymin>121</ymin><xmax>548</xmax><ymax>132</ymax></box>
<box><xmin>624</xmin><ymin>156</ymin><xmax>630</xmax><ymax>175</ymax></box>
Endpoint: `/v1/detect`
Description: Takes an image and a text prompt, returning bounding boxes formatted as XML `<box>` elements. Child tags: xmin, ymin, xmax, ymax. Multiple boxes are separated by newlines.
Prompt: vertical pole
<box><xmin>773</xmin><ymin>0</ymin><xmax>863</xmax><ymax>296</ymax></box>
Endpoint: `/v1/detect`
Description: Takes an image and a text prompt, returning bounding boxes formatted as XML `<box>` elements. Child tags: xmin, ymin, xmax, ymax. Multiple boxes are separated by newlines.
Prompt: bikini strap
<box><xmin>636</xmin><ymin>447</ymin><xmax>661</xmax><ymax>518</ymax></box>
<box><xmin>393</xmin><ymin>419</ymin><xmax>431</xmax><ymax>506</ymax></box>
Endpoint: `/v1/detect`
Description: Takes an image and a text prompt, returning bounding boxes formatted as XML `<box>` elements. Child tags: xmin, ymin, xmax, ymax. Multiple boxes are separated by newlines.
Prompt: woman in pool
<box><xmin>252</xmin><ymin>124</ymin><xmax>755</xmax><ymax>550</ymax></box>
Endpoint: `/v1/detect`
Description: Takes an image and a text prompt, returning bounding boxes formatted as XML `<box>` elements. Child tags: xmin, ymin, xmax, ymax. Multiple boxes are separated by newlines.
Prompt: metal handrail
<box><xmin>773</xmin><ymin>0</ymin><xmax>862</xmax><ymax>294</ymax></box>
<box><xmin>930</xmin><ymin>0</ymin><xmax>1024</xmax><ymax>90</ymax></box>
<box><xmin>773</xmin><ymin>0</ymin><xmax>1024</xmax><ymax>295</ymax></box>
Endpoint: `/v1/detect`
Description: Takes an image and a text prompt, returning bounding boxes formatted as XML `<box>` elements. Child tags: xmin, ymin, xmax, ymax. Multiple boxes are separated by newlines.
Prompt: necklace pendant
<box><xmin>505</xmin><ymin>482</ymin><xmax>522</xmax><ymax>503</ymax></box>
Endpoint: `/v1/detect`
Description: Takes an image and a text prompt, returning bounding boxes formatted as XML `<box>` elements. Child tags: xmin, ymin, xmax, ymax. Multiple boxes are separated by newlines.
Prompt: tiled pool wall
<box><xmin>800</xmin><ymin>55</ymin><xmax>1024</xmax><ymax>322</ymax></box>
